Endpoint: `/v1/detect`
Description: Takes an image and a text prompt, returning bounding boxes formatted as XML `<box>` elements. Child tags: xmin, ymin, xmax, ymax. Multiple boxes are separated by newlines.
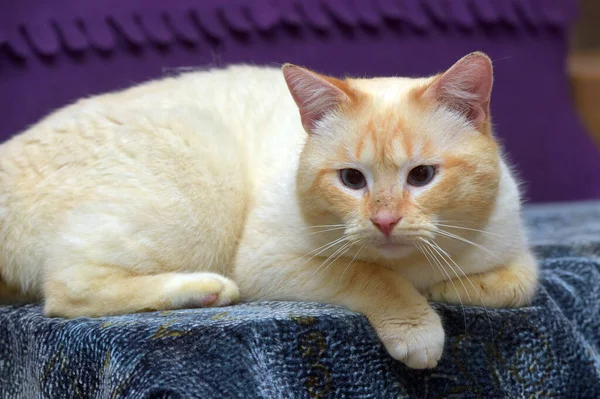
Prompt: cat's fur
<box><xmin>0</xmin><ymin>52</ymin><xmax>537</xmax><ymax>369</ymax></box>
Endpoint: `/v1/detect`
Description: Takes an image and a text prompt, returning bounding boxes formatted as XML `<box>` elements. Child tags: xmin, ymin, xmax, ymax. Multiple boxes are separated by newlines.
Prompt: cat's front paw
<box><xmin>376</xmin><ymin>307</ymin><xmax>445</xmax><ymax>369</ymax></box>
<box><xmin>424</xmin><ymin>251</ymin><xmax>538</xmax><ymax>308</ymax></box>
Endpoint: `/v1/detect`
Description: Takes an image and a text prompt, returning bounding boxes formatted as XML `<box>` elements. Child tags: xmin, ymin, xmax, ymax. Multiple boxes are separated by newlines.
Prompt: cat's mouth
<box><xmin>377</xmin><ymin>242</ymin><xmax>410</xmax><ymax>250</ymax></box>
<box><xmin>375</xmin><ymin>242</ymin><xmax>415</xmax><ymax>259</ymax></box>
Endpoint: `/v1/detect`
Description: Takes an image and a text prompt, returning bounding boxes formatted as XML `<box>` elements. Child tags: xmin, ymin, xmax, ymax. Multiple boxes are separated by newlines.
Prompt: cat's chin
<box><xmin>375</xmin><ymin>243</ymin><xmax>415</xmax><ymax>260</ymax></box>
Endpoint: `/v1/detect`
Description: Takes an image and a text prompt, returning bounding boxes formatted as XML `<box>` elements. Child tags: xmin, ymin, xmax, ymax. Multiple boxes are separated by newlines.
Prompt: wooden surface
<box><xmin>569</xmin><ymin>51</ymin><xmax>600</xmax><ymax>147</ymax></box>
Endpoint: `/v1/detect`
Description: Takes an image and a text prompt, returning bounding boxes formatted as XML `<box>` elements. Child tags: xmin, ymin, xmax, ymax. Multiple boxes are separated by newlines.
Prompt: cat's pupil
<box><xmin>407</xmin><ymin>165</ymin><xmax>436</xmax><ymax>187</ymax></box>
<box><xmin>340</xmin><ymin>169</ymin><xmax>366</xmax><ymax>190</ymax></box>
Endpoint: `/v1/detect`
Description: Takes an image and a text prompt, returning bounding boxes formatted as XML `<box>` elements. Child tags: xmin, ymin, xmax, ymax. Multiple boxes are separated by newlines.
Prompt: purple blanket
<box><xmin>0</xmin><ymin>0</ymin><xmax>599</xmax><ymax>202</ymax></box>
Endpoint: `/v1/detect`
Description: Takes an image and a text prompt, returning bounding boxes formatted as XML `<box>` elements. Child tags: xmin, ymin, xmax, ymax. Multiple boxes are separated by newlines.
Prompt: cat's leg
<box><xmin>423</xmin><ymin>250</ymin><xmax>538</xmax><ymax>308</ymax></box>
<box><xmin>40</xmin><ymin>189</ymin><xmax>244</xmax><ymax>318</ymax></box>
<box><xmin>0</xmin><ymin>107</ymin><xmax>246</xmax><ymax>318</ymax></box>
<box><xmin>237</xmin><ymin>257</ymin><xmax>444</xmax><ymax>369</ymax></box>
<box><xmin>349</xmin><ymin>275</ymin><xmax>445</xmax><ymax>369</ymax></box>
<box><xmin>44</xmin><ymin>263</ymin><xmax>239</xmax><ymax>318</ymax></box>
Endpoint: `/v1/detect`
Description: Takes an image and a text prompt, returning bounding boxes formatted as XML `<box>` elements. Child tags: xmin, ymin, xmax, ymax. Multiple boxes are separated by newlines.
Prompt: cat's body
<box><xmin>0</xmin><ymin>53</ymin><xmax>537</xmax><ymax>369</ymax></box>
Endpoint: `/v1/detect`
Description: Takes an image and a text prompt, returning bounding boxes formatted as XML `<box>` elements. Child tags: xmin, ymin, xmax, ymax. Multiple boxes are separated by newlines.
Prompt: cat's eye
<box><xmin>407</xmin><ymin>165</ymin><xmax>436</xmax><ymax>187</ymax></box>
<box><xmin>340</xmin><ymin>169</ymin><xmax>367</xmax><ymax>190</ymax></box>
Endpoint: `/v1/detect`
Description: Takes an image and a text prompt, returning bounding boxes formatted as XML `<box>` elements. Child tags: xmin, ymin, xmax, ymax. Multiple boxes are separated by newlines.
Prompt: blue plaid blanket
<box><xmin>1</xmin><ymin>201</ymin><xmax>599</xmax><ymax>398</ymax></box>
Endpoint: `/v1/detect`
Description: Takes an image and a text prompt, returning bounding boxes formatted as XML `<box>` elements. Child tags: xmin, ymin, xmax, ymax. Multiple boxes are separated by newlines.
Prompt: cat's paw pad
<box><xmin>165</xmin><ymin>273</ymin><xmax>240</xmax><ymax>309</ymax></box>
<box><xmin>378</xmin><ymin>309</ymin><xmax>445</xmax><ymax>369</ymax></box>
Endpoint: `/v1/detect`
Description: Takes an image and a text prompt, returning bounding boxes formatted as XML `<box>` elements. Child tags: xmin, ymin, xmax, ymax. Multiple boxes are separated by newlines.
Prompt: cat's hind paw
<box><xmin>165</xmin><ymin>273</ymin><xmax>240</xmax><ymax>309</ymax></box>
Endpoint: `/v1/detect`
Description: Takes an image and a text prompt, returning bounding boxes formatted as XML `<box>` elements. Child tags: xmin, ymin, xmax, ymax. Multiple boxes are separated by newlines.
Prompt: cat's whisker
<box><xmin>307</xmin><ymin>241</ymin><xmax>354</xmax><ymax>281</ymax></box>
<box><xmin>433</xmin><ymin>223</ymin><xmax>509</xmax><ymax>238</ymax></box>
<box><xmin>428</xmin><ymin>239</ymin><xmax>494</xmax><ymax>335</ymax></box>
<box><xmin>268</xmin><ymin>225</ymin><xmax>347</xmax><ymax>257</ymax></box>
<box><xmin>428</xmin><ymin>241</ymin><xmax>477</xmax><ymax>296</ymax></box>
<box><xmin>435</xmin><ymin>219</ymin><xmax>488</xmax><ymax>227</ymax></box>
<box><xmin>417</xmin><ymin>241</ymin><xmax>470</xmax><ymax>332</ymax></box>
<box><xmin>337</xmin><ymin>243</ymin><xmax>365</xmax><ymax>292</ymax></box>
<box><xmin>434</xmin><ymin>229</ymin><xmax>500</xmax><ymax>261</ymax></box>
<box><xmin>294</xmin><ymin>236</ymin><xmax>347</xmax><ymax>265</ymax></box>
<box><xmin>416</xmin><ymin>243</ymin><xmax>445</xmax><ymax>289</ymax></box>
<box><xmin>323</xmin><ymin>244</ymin><xmax>354</xmax><ymax>277</ymax></box>
<box><xmin>434</xmin><ymin>219</ymin><xmax>517</xmax><ymax>242</ymax></box>
<box><xmin>419</xmin><ymin>240</ymin><xmax>467</xmax><ymax>332</ymax></box>
<box><xmin>420</xmin><ymin>242</ymin><xmax>456</xmax><ymax>292</ymax></box>
<box><xmin>264</xmin><ymin>238</ymin><xmax>357</xmax><ymax>301</ymax></box>
<box><xmin>297</xmin><ymin>227</ymin><xmax>347</xmax><ymax>238</ymax></box>
<box><xmin>299</xmin><ymin>224</ymin><xmax>346</xmax><ymax>230</ymax></box>
<box><xmin>424</xmin><ymin>239</ymin><xmax>472</xmax><ymax>302</ymax></box>
<box><xmin>327</xmin><ymin>242</ymin><xmax>356</xmax><ymax>267</ymax></box>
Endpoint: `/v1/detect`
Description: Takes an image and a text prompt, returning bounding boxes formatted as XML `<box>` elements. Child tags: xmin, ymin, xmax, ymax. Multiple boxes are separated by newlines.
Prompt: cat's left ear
<box><xmin>422</xmin><ymin>52</ymin><xmax>493</xmax><ymax>131</ymax></box>
<box><xmin>283</xmin><ymin>64</ymin><xmax>351</xmax><ymax>134</ymax></box>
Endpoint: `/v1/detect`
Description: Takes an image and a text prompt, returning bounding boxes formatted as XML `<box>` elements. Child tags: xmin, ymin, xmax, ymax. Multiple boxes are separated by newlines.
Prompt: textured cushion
<box><xmin>1</xmin><ymin>201</ymin><xmax>599</xmax><ymax>398</ymax></box>
<box><xmin>1</xmin><ymin>0</ymin><xmax>599</xmax><ymax>202</ymax></box>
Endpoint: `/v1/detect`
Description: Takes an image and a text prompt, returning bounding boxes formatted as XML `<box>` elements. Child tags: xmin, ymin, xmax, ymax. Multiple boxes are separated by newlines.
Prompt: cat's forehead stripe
<box><xmin>355</xmin><ymin>115</ymin><xmax>410</xmax><ymax>166</ymax></box>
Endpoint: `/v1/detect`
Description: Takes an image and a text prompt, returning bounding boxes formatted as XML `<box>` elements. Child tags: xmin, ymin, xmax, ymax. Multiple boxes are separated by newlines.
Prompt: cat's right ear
<box><xmin>282</xmin><ymin>64</ymin><xmax>351</xmax><ymax>134</ymax></box>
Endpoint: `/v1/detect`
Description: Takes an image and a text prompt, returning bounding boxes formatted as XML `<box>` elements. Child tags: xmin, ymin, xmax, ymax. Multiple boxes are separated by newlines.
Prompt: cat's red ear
<box><xmin>283</xmin><ymin>64</ymin><xmax>351</xmax><ymax>134</ymax></box>
<box><xmin>423</xmin><ymin>52</ymin><xmax>493</xmax><ymax>130</ymax></box>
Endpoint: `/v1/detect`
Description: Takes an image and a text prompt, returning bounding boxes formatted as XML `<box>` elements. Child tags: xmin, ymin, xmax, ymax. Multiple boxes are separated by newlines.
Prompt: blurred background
<box><xmin>0</xmin><ymin>0</ymin><xmax>599</xmax><ymax>204</ymax></box>
<box><xmin>571</xmin><ymin>0</ymin><xmax>600</xmax><ymax>148</ymax></box>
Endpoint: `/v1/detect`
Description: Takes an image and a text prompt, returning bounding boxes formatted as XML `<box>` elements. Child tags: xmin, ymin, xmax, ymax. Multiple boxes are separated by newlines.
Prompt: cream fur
<box><xmin>0</xmin><ymin>53</ymin><xmax>538</xmax><ymax>369</ymax></box>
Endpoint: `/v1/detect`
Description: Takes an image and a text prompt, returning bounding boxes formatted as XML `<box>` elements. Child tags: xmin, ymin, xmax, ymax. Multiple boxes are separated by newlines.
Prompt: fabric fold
<box><xmin>81</xmin><ymin>17</ymin><xmax>115</xmax><ymax>51</ymax></box>
<box><xmin>109</xmin><ymin>14</ymin><xmax>147</xmax><ymax>46</ymax></box>
<box><xmin>352</xmin><ymin>0</ymin><xmax>381</xmax><ymax>28</ymax></box>
<box><xmin>54</xmin><ymin>19</ymin><xmax>88</xmax><ymax>53</ymax></box>
<box><xmin>166</xmin><ymin>11</ymin><xmax>200</xmax><ymax>44</ymax></box>
<box><xmin>322</xmin><ymin>0</ymin><xmax>359</xmax><ymax>27</ymax></box>
<box><xmin>137</xmin><ymin>12</ymin><xmax>173</xmax><ymax>46</ymax></box>
<box><xmin>23</xmin><ymin>21</ymin><xmax>60</xmax><ymax>56</ymax></box>
<box><xmin>221</xmin><ymin>2</ymin><xmax>253</xmax><ymax>34</ymax></box>
<box><xmin>247</xmin><ymin>0</ymin><xmax>281</xmax><ymax>32</ymax></box>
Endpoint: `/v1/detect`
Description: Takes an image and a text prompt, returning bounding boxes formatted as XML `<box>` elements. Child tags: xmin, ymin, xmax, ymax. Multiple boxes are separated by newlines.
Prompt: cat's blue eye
<box><xmin>340</xmin><ymin>169</ymin><xmax>367</xmax><ymax>190</ymax></box>
<box><xmin>407</xmin><ymin>165</ymin><xmax>436</xmax><ymax>187</ymax></box>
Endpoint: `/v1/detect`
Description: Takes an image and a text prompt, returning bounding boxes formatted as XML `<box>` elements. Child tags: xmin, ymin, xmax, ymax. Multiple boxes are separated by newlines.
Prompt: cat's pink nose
<box><xmin>371</xmin><ymin>215</ymin><xmax>401</xmax><ymax>237</ymax></box>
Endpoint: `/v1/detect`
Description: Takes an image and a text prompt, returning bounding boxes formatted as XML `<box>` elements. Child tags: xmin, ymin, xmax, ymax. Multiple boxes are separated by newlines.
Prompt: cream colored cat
<box><xmin>0</xmin><ymin>52</ymin><xmax>537</xmax><ymax>369</ymax></box>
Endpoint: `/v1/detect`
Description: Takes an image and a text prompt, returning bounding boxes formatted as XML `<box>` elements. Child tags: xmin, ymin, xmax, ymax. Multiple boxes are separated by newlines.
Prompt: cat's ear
<box><xmin>282</xmin><ymin>64</ymin><xmax>351</xmax><ymax>134</ymax></box>
<box><xmin>422</xmin><ymin>52</ymin><xmax>493</xmax><ymax>130</ymax></box>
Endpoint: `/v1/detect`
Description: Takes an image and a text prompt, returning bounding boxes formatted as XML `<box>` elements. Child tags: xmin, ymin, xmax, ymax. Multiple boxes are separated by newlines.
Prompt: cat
<box><xmin>0</xmin><ymin>52</ymin><xmax>538</xmax><ymax>369</ymax></box>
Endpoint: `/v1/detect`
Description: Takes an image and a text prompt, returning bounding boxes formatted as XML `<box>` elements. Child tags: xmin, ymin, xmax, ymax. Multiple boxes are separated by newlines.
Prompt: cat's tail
<box><xmin>0</xmin><ymin>275</ymin><xmax>32</xmax><ymax>305</ymax></box>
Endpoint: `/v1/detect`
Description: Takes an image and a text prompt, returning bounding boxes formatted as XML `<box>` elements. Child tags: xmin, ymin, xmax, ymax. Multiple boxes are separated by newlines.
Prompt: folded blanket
<box><xmin>1</xmin><ymin>201</ymin><xmax>599</xmax><ymax>398</ymax></box>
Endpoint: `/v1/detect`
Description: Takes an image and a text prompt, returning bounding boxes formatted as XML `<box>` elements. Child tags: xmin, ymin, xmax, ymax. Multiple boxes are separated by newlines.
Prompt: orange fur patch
<box><xmin>295</xmin><ymin>60</ymin><xmax>501</xmax><ymax>266</ymax></box>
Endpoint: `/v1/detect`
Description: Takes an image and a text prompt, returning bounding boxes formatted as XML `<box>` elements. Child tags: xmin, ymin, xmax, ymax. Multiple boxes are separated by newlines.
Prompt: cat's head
<box><xmin>284</xmin><ymin>52</ymin><xmax>500</xmax><ymax>260</ymax></box>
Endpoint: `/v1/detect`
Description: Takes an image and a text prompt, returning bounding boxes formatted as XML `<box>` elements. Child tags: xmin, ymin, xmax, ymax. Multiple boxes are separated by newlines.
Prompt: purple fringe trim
<box><xmin>0</xmin><ymin>0</ymin><xmax>577</xmax><ymax>59</ymax></box>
